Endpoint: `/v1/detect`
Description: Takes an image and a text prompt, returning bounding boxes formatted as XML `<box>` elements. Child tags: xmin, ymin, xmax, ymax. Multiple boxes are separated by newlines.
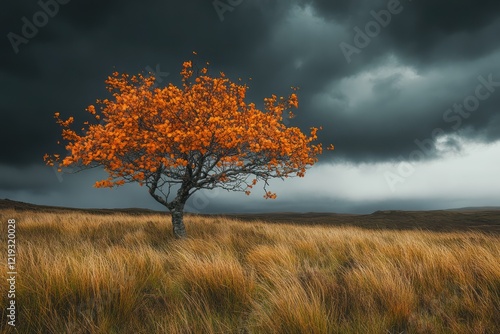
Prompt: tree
<box><xmin>44</xmin><ymin>59</ymin><xmax>331</xmax><ymax>238</ymax></box>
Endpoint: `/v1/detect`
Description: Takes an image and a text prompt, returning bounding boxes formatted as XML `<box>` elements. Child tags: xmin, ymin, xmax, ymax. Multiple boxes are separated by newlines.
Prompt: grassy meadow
<box><xmin>0</xmin><ymin>208</ymin><xmax>499</xmax><ymax>333</ymax></box>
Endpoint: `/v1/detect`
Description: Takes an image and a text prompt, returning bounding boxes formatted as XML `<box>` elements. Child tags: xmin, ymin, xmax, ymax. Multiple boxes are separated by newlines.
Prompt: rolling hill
<box><xmin>1</xmin><ymin>198</ymin><xmax>499</xmax><ymax>233</ymax></box>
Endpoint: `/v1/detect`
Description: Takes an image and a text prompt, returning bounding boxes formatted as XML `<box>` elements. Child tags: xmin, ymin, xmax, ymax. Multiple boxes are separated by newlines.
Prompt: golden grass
<box><xmin>0</xmin><ymin>209</ymin><xmax>499</xmax><ymax>333</ymax></box>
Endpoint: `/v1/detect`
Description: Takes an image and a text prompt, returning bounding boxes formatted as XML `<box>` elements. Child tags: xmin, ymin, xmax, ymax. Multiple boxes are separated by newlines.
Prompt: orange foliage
<box><xmin>44</xmin><ymin>59</ymin><xmax>330</xmax><ymax>199</ymax></box>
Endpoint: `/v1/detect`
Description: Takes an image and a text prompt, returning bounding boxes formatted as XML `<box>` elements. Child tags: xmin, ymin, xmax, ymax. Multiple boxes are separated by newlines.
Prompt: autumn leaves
<box><xmin>45</xmin><ymin>58</ymin><xmax>331</xmax><ymax>200</ymax></box>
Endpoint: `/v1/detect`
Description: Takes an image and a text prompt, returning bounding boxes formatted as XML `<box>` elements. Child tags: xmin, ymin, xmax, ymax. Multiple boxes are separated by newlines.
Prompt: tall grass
<box><xmin>0</xmin><ymin>209</ymin><xmax>499</xmax><ymax>333</ymax></box>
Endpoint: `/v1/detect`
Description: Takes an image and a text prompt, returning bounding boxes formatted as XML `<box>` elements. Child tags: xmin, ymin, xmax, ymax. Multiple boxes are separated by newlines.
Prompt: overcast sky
<box><xmin>1</xmin><ymin>0</ymin><xmax>499</xmax><ymax>213</ymax></box>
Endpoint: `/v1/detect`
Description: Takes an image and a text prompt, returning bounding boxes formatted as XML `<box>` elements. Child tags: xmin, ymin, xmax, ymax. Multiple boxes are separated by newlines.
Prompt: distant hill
<box><xmin>1</xmin><ymin>198</ymin><xmax>499</xmax><ymax>233</ymax></box>
<box><xmin>447</xmin><ymin>206</ymin><xmax>500</xmax><ymax>212</ymax></box>
<box><xmin>221</xmin><ymin>209</ymin><xmax>500</xmax><ymax>233</ymax></box>
<box><xmin>0</xmin><ymin>198</ymin><xmax>162</xmax><ymax>215</ymax></box>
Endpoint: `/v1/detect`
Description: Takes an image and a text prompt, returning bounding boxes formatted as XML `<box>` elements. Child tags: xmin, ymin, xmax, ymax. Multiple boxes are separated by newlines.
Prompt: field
<box><xmin>0</xmin><ymin>204</ymin><xmax>499</xmax><ymax>333</ymax></box>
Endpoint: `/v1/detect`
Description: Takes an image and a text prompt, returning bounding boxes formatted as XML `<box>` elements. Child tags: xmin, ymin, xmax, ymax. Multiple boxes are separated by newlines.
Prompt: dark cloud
<box><xmin>1</xmin><ymin>0</ymin><xmax>499</xmax><ymax>211</ymax></box>
<box><xmin>309</xmin><ymin>0</ymin><xmax>500</xmax><ymax>63</ymax></box>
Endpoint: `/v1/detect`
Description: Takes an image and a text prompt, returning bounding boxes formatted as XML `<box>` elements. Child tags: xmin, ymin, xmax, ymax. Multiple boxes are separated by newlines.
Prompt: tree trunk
<box><xmin>171</xmin><ymin>203</ymin><xmax>187</xmax><ymax>239</ymax></box>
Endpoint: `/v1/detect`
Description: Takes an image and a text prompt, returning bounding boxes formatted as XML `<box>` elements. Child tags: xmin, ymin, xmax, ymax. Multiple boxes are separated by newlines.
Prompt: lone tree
<box><xmin>45</xmin><ymin>59</ymin><xmax>330</xmax><ymax>238</ymax></box>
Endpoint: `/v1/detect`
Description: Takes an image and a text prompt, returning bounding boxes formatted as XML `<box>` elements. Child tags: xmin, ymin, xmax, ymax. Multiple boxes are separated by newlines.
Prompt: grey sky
<box><xmin>1</xmin><ymin>0</ymin><xmax>499</xmax><ymax>212</ymax></box>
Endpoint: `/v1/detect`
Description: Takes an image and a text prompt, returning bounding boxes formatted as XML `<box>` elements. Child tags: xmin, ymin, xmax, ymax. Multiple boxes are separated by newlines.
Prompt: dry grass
<box><xmin>0</xmin><ymin>209</ymin><xmax>499</xmax><ymax>333</ymax></box>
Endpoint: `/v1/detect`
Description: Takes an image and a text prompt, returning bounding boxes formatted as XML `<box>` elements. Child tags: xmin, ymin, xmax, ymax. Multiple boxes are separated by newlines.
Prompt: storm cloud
<box><xmin>1</xmin><ymin>0</ymin><xmax>499</xmax><ymax>212</ymax></box>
